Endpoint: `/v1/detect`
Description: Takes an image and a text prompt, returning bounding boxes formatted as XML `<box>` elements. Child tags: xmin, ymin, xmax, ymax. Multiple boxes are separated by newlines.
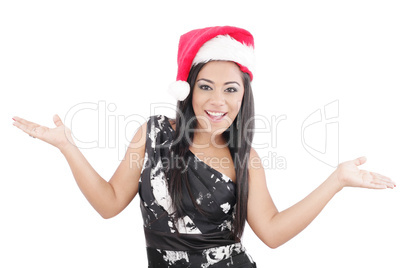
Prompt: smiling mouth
<box><xmin>205</xmin><ymin>110</ymin><xmax>228</xmax><ymax>121</ymax></box>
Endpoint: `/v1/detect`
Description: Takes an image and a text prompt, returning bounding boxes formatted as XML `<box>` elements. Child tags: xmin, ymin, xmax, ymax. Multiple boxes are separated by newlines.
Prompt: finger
<box><xmin>361</xmin><ymin>174</ymin><xmax>388</xmax><ymax>189</ymax></box>
<box><xmin>353</xmin><ymin>156</ymin><xmax>367</xmax><ymax>166</ymax></box>
<box><xmin>370</xmin><ymin>178</ymin><xmax>395</xmax><ymax>189</ymax></box>
<box><xmin>53</xmin><ymin>114</ymin><xmax>63</xmax><ymax>127</ymax></box>
<box><xmin>13</xmin><ymin>116</ymin><xmax>40</xmax><ymax>129</ymax></box>
<box><xmin>366</xmin><ymin>172</ymin><xmax>395</xmax><ymax>188</ymax></box>
<box><xmin>370</xmin><ymin>172</ymin><xmax>395</xmax><ymax>184</ymax></box>
<box><xmin>12</xmin><ymin>118</ymin><xmax>40</xmax><ymax>136</ymax></box>
<box><xmin>367</xmin><ymin>182</ymin><xmax>388</xmax><ymax>189</ymax></box>
<box><xmin>370</xmin><ymin>173</ymin><xmax>396</xmax><ymax>188</ymax></box>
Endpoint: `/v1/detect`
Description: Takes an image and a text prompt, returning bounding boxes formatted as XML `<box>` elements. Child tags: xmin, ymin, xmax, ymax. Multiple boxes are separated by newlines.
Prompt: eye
<box><xmin>199</xmin><ymin>84</ymin><xmax>212</xmax><ymax>91</ymax></box>
<box><xmin>225</xmin><ymin>87</ymin><xmax>238</xmax><ymax>93</ymax></box>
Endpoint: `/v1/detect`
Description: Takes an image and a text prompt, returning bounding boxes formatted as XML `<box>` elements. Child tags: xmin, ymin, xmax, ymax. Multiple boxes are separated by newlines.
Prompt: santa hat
<box><xmin>168</xmin><ymin>26</ymin><xmax>256</xmax><ymax>101</ymax></box>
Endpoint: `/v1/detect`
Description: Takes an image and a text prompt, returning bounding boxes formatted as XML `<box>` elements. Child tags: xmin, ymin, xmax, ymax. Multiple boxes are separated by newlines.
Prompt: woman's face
<box><xmin>192</xmin><ymin>61</ymin><xmax>245</xmax><ymax>137</ymax></box>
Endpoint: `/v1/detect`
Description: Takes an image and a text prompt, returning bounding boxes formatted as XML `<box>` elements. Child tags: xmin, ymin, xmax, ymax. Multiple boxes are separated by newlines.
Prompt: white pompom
<box><xmin>168</xmin><ymin>80</ymin><xmax>190</xmax><ymax>101</ymax></box>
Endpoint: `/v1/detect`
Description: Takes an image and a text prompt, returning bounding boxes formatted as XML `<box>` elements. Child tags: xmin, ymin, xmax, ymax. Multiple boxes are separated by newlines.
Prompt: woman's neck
<box><xmin>191</xmin><ymin>131</ymin><xmax>227</xmax><ymax>150</ymax></box>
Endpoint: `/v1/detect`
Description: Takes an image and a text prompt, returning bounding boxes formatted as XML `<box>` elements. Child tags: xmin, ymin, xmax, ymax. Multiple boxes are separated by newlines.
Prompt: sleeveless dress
<box><xmin>139</xmin><ymin>115</ymin><xmax>256</xmax><ymax>268</ymax></box>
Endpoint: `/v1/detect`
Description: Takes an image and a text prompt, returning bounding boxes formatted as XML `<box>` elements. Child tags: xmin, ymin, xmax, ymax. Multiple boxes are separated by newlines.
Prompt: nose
<box><xmin>210</xmin><ymin>90</ymin><xmax>225</xmax><ymax>106</ymax></box>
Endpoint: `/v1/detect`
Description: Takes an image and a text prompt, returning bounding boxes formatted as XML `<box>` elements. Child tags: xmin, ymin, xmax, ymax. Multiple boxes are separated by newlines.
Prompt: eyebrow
<box><xmin>197</xmin><ymin>78</ymin><xmax>240</xmax><ymax>86</ymax></box>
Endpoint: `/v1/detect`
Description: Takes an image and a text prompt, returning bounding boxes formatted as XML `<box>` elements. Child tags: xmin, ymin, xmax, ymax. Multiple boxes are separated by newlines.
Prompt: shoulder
<box><xmin>248</xmin><ymin>147</ymin><xmax>265</xmax><ymax>178</ymax></box>
<box><xmin>147</xmin><ymin>115</ymin><xmax>175</xmax><ymax>129</ymax></box>
<box><xmin>249</xmin><ymin>147</ymin><xmax>262</xmax><ymax>167</ymax></box>
<box><xmin>131</xmin><ymin>118</ymin><xmax>148</xmax><ymax>146</ymax></box>
<box><xmin>128</xmin><ymin>115</ymin><xmax>173</xmax><ymax>153</ymax></box>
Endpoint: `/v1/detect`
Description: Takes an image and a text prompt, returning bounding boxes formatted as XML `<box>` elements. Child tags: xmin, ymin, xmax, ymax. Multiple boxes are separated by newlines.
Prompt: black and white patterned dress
<box><xmin>139</xmin><ymin>115</ymin><xmax>256</xmax><ymax>267</ymax></box>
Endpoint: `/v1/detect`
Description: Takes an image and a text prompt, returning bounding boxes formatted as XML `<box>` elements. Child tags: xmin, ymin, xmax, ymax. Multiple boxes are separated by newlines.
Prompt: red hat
<box><xmin>168</xmin><ymin>26</ymin><xmax>256</xmax><ymax>101</ymax></box>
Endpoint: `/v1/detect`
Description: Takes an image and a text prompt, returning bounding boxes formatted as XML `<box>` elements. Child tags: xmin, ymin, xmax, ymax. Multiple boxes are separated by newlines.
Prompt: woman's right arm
<box><xmin>13</xmin><ymin>114</ymin><xmax>147</xmax><ymax>219</ymax></box>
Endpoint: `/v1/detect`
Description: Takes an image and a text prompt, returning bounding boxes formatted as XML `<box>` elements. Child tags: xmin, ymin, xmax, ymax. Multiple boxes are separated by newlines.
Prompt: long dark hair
<box><xmin>167</xmin><ymin>61</ymin><xmax>255</xmax><ymax>241</ymax></box>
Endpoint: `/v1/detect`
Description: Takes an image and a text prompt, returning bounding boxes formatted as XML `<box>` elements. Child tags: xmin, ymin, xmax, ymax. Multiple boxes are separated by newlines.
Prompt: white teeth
<box><xmin>207</xmin><ymin>111</ymin><xmax>225</xmax><ymax>116</ymax></box>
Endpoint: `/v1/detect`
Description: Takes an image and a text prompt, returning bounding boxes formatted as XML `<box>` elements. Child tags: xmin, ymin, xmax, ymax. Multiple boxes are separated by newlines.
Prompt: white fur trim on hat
<box><xmin>191</xmin><ymin>35</ymin><xmax>256</xmax><ymax>74</ymax></box>
<box><xmin>168</xmin><ymin>80</ymin><xmax>190</xmax><ymax>101</ymax></box>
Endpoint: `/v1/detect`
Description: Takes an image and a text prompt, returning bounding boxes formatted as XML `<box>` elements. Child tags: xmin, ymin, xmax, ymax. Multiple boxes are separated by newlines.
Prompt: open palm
<box><xmin>334</xmin><ymin>156</ymin><xmax>395</xmax><ymax>189</ymax></box>
<box><xmin>12</xmin><ymin>114</ymin><xmax>74</xmax><ymax>150</ymax></box>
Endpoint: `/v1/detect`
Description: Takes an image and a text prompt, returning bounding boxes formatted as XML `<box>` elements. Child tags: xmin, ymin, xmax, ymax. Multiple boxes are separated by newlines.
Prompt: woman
<box><xmin>12</xmin><ymin>26</ymin><xmax>395</xmax><ymax>267</ymax></box>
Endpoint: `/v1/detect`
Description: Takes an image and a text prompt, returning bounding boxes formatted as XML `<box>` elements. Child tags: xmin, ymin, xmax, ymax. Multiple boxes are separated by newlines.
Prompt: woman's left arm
<box><xmin>247</xmin><ymin>149</ymin><xmax>395</xmax><ymax>249</ymax></box>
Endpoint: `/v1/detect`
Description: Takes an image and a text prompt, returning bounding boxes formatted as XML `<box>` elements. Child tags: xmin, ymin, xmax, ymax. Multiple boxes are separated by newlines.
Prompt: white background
<box><xmin>1</xmin><ymin>0</ymin><xmax>401</xmax><ymax>267</ymax></box>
